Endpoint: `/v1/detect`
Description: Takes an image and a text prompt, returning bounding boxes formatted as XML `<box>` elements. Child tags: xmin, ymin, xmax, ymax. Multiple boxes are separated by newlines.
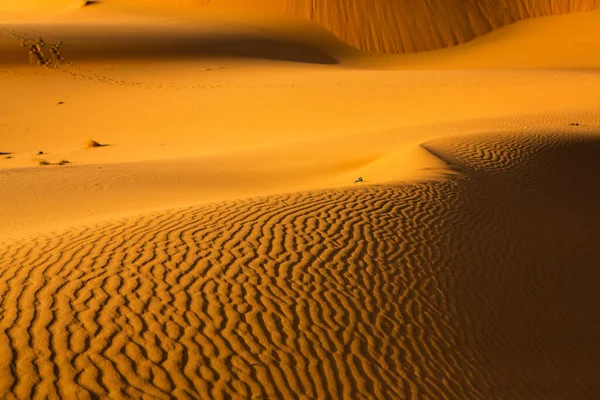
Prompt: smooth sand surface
<box><xmin>1</xmin><ymin>1</ymin><xmax>600</xmax><ymax>398</ymax></box>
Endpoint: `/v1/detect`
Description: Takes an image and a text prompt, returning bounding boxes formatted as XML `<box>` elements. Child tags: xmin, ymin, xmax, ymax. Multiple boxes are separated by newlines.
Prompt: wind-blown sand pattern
<box><xmin>1</xmin><ymin>133</ymin><xmax>599</xmax><ymax>399</ymax></box>
<box><xmin>2</xmin><ymin>1</ymin><xmax>600</xmax><ymax>399</ymax></box>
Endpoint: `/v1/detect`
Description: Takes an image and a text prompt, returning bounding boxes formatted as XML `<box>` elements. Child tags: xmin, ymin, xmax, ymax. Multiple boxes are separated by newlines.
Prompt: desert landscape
<box><xmin>1</xmin><ymin>1</ymin><xmax>600</xmax><ymax>399</ymax></box>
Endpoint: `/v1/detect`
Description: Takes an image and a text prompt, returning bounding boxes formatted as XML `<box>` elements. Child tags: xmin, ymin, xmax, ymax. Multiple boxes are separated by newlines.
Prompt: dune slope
<box><xmin>0</xmin><ymin>132</ymin><xmax>599</xmax><ymax>399</ymax></box>
<box><xmin>4</xmin><ymin>1</ymin><xmax>600</xmax><ymax>54</ymax></box>
<box><xmin>195</xmin><ymin>0</ymin><xmax>600</xmax><ymax>53</ymax></box>
<box><xmin>1</xmin><ymin>2</ymin><xmax>600</xmax><ymax>399</ymax></box>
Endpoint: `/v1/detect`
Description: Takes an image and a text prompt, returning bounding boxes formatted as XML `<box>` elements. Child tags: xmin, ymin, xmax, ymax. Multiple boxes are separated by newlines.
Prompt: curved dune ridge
<box><xmin>3</xmin><ymin>2</ymin><xmax>600</xmax><ymax>68</ymax></box>
<box><xmin>4</xmin><ymin>1</ymin><xmax>600</xmax><ymax>54</ymax></box>
<box><xmin>2</xmin><ymin>1</ymin><xmax>600</xmax><ymax>398</ymax></box>
<box><xmin>0</xmin><ymin>133</ymin><xmax>599</xmax><ymax>399</ymax></box>
<box><xmin>175</xmin><ymin>0</ymin><xmax>600</xmax><ymax>53</ymax></box>
<box><xmin>0</xmin><ymin>23</ymin><xmax>344</xmax><ymax>66</ymax></box>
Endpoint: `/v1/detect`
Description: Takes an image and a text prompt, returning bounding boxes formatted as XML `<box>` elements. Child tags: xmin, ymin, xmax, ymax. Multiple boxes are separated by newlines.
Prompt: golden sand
<box><xmin>1</xmin><ymin>1</ymin><xmax>599</xmax><ymax>398</ymax></box>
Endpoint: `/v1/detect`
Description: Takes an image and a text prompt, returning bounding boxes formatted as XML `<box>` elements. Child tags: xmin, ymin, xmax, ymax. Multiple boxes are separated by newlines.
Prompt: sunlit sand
<box><xmin>1</xmin><ymin>1</ymin><xmax>599</xmax><ymax>398</ymax></box>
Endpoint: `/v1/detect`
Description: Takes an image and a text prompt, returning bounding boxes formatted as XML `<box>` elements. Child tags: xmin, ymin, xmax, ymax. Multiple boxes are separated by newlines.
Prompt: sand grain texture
<box><xmin>1</xmin><ymin>1</ymin><xmax>600</xmax><ymax>399</ymax></box>
<box><xmin>121</xmin><ymin>0</ymin><xmax>600</xmax><ymax>54</ymax></box>
<box><xmin>1</xmin><ymin>133</ymin><xmax>600</xmax><ymax>399</ymax></box>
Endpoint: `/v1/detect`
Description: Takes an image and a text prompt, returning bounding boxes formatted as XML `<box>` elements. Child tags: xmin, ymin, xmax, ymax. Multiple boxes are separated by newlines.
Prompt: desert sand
<box><xmin>1</xmin><ymin>1</ymin><xmax>600</xmax><ymax>399</ymax></box>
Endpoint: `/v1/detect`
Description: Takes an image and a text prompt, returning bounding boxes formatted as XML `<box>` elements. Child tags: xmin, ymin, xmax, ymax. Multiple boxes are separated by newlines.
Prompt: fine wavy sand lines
<box><xmin>0</xmin><ymin>182</ymin><xmax>475</xmax><ymax>399</ymax></box>
<box><xmin>1</xmin><ymin>133</ymin><xmax>600</xmax><ymax>399</ymax></box>
<box><xmin>423</xmin><ymin>132</ymin><xmax>600</xmax><ymax>399</ymax></box>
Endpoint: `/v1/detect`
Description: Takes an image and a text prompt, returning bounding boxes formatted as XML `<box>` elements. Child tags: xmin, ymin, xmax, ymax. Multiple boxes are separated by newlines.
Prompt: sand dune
<box><xmin>1</xmin><ymin>132</ymin><xmax>599</xmax><ymax>398</ymax></box>
<box><xmin>4</xmin><ymin>8</ymin><xmax>600</xmax><ymax>70</ymax></box>
<box><xmin>195</xmin><ymin>0</ymin><xmax>600</xmax><ymax>54</ymax></box>
<box><xmin>52</xmin><ymin>0</ymin><xmax>600</xmax><ymax>54</ymax></box>
<box><xmin>2</xmin><ymin>1</ymin><xmax>600</xmax><ymax>398</ymax></box>
<box><xmin>5</xmin><ymin>1</ymin><xmax>600</xmax><ymax>55</ymax></box>
<box><xmin>2</xmin><ymin>61</ymin><xmax>599</xmax><ymax>237</ymax></box>
<box><xmin>293</xmin><ymin>0</ymin><xmax>600</xmax><ymax>54</ymax></box>
<box><xmin>0</xmin><ymin>23</ymin><xmax>342</xmax><ymax>66</ymax></box>
<box><xmin>388</xmin><ymin>9</ymin><xmax>600</xmax><ymax>69</ymax></box>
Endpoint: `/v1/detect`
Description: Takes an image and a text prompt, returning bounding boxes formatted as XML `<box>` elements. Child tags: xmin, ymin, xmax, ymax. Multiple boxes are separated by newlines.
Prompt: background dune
<box><xmin>279</xmin><ymin>0</ymin><xmax>600</xmax><ymax>53</ymax></box>
<box><xmin>0</xmin><ymin>23</ymin><xmax>343</xmax><ymax>66</ymax></box>
<box><xmin>4</xmin><ymin>3</ymin><xmax>600</xmax><ymax>70</ymax></box>
<box><xmin>5</xmin><ymin>1</ymin><xmax>600</xmax><ymax>54</ymax></box>
<box><xmin>56</xmin><ymin>0</ymin><xmax>600</xmax><ymax>54</ymax></box>
<box><xmin>0</xmin><ymin>132</ymin><xmax>599</xmax><ymax>399</ymax></box>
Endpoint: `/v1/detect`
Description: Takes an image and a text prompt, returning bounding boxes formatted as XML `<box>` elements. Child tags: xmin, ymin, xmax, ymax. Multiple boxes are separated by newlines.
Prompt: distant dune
<box><xmin>5</xmin><ymin>1</ymin><xmax>600</xmax><ymax>54</ymax></box>
<box><xmin>194</xmin><ymin>0</ymin><xmax>600</xmax><ymax>53</ymax></box>
<box><xmin>1</xmin><ymin>1</ymin><xmax>600</xmax><ymax>398</ymax></box>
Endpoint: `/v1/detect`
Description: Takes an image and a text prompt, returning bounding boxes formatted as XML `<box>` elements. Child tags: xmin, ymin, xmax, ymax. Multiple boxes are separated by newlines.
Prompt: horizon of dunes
<box><xmin>3</xmin><ymin>4</ymin><xmax>600</xmax><ymax>69</ymax></box>
<box><xmin>192</xmin><ymin>0</ymin><xmax>600</xmax><ymax>53</ymax></box>
<box><xmin>1</xmin><ymin>1</ymin><xmax>600</xmax><ymax>398</ymax></box>
<box><xmin>4</xmin><ymin>1</ymin><xmax>600</xmax><ymax>54</ymax></box>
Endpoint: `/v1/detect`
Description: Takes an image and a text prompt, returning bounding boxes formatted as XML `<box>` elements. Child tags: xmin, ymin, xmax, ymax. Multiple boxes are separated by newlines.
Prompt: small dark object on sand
<box><xmin>354</xmin><ymin>177</ymin><xmax>364</xmax><ymax>183</ymax></box>
<box><xmin>37</xmin><ymin>151</ymin><xmax>44</xmax><ymax>155</ymax></box>
<box><xmin>569</xmin><ymin>122</ymin><xmax>580</xmax><ymax>126</ymax></box>
<box><xmin>58</xmin><ymin>101</ymin><xmax>64</xmax><ymax>105</ymax></box>
<box><xmin>87</xmin><ymin>140</ymin><xmax>105</xmax><ymax>148</ymax></box>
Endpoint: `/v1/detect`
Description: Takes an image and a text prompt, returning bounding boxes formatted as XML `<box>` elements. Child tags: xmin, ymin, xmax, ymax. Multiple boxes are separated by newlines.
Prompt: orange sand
<box><xmin>1</xmin><ymin>1</ymin><xmax>599</xmax><ymax>398</ymax></box>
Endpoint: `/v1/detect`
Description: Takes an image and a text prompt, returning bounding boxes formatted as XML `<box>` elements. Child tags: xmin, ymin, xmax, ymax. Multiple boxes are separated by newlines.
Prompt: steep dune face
<box><xmin>201</xmin><ymin>0</ymin><xmax>600</xmax><ymax>53</ymax></box>
<box><xmin>0</xmin><ymin>24</ymin><xmax>339</xmax><ymax>66</ymax></box>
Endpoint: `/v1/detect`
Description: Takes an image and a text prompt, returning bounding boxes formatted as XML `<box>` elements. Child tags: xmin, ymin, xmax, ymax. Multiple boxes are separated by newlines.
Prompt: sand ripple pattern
<box><xmin>0</xmin><ymin>182</ymin><xmax>480</xmax><ymax>399</ymax></box>
<box><xmin>1</xmin><ymin>133</ymin><xmax>600</xmax><ymax>399</ymax></box>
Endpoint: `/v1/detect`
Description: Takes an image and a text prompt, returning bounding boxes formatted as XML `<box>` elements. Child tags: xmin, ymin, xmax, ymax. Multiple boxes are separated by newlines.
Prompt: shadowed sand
<box><xmin>9</xmin><ymin>0</ymin><xmax>599</xmax><ymax>54</ymax></box>
<box><xmin>27</xmin><ymin>0</ymin><xmax>598</xmax><ymax>54</ymax></box>
<box><xmin>1</xmin><ymin>1</ymin><xmax>600</xmax><ymax>399</ymax></box>
<box><xmin>0</xmin><ymin>24</ymin><xmax>341</xmax><ymax>65</ymax></box>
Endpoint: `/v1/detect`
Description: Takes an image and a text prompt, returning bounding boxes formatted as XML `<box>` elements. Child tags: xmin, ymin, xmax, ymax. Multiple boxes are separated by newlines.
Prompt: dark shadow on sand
<box><xmin>25</xmin><ymin>24</ymin><xmax>342</xmax><ymax>65</ymax></box>
<box><xmin>66</xmin><ymin>35</ymin><xmax>339</xmax><ymax>65</ymax></box>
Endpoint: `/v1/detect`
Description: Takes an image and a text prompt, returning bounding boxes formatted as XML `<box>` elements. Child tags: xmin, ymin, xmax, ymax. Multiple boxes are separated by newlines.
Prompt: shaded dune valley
<box><xmin>2</xmin><ymin>1</ymin><xmax>600</xmax><ymax>399</ymax></box>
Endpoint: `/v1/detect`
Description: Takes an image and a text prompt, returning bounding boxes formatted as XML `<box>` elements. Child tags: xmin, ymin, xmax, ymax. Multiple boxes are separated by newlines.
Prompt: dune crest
<box><xmin>5</xmin><ymin>1</ymin><xmax>600</xmax><ymax>53</ymax></box>
<box><xmin>0</xmin><ymin>132</ymin><xmax>599</xmax><ymax>398</ymax></box>
<box><xmin>193</xmin><ymin>0</ymin><xmax>600</xmax><ymax>53</ymax></box>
